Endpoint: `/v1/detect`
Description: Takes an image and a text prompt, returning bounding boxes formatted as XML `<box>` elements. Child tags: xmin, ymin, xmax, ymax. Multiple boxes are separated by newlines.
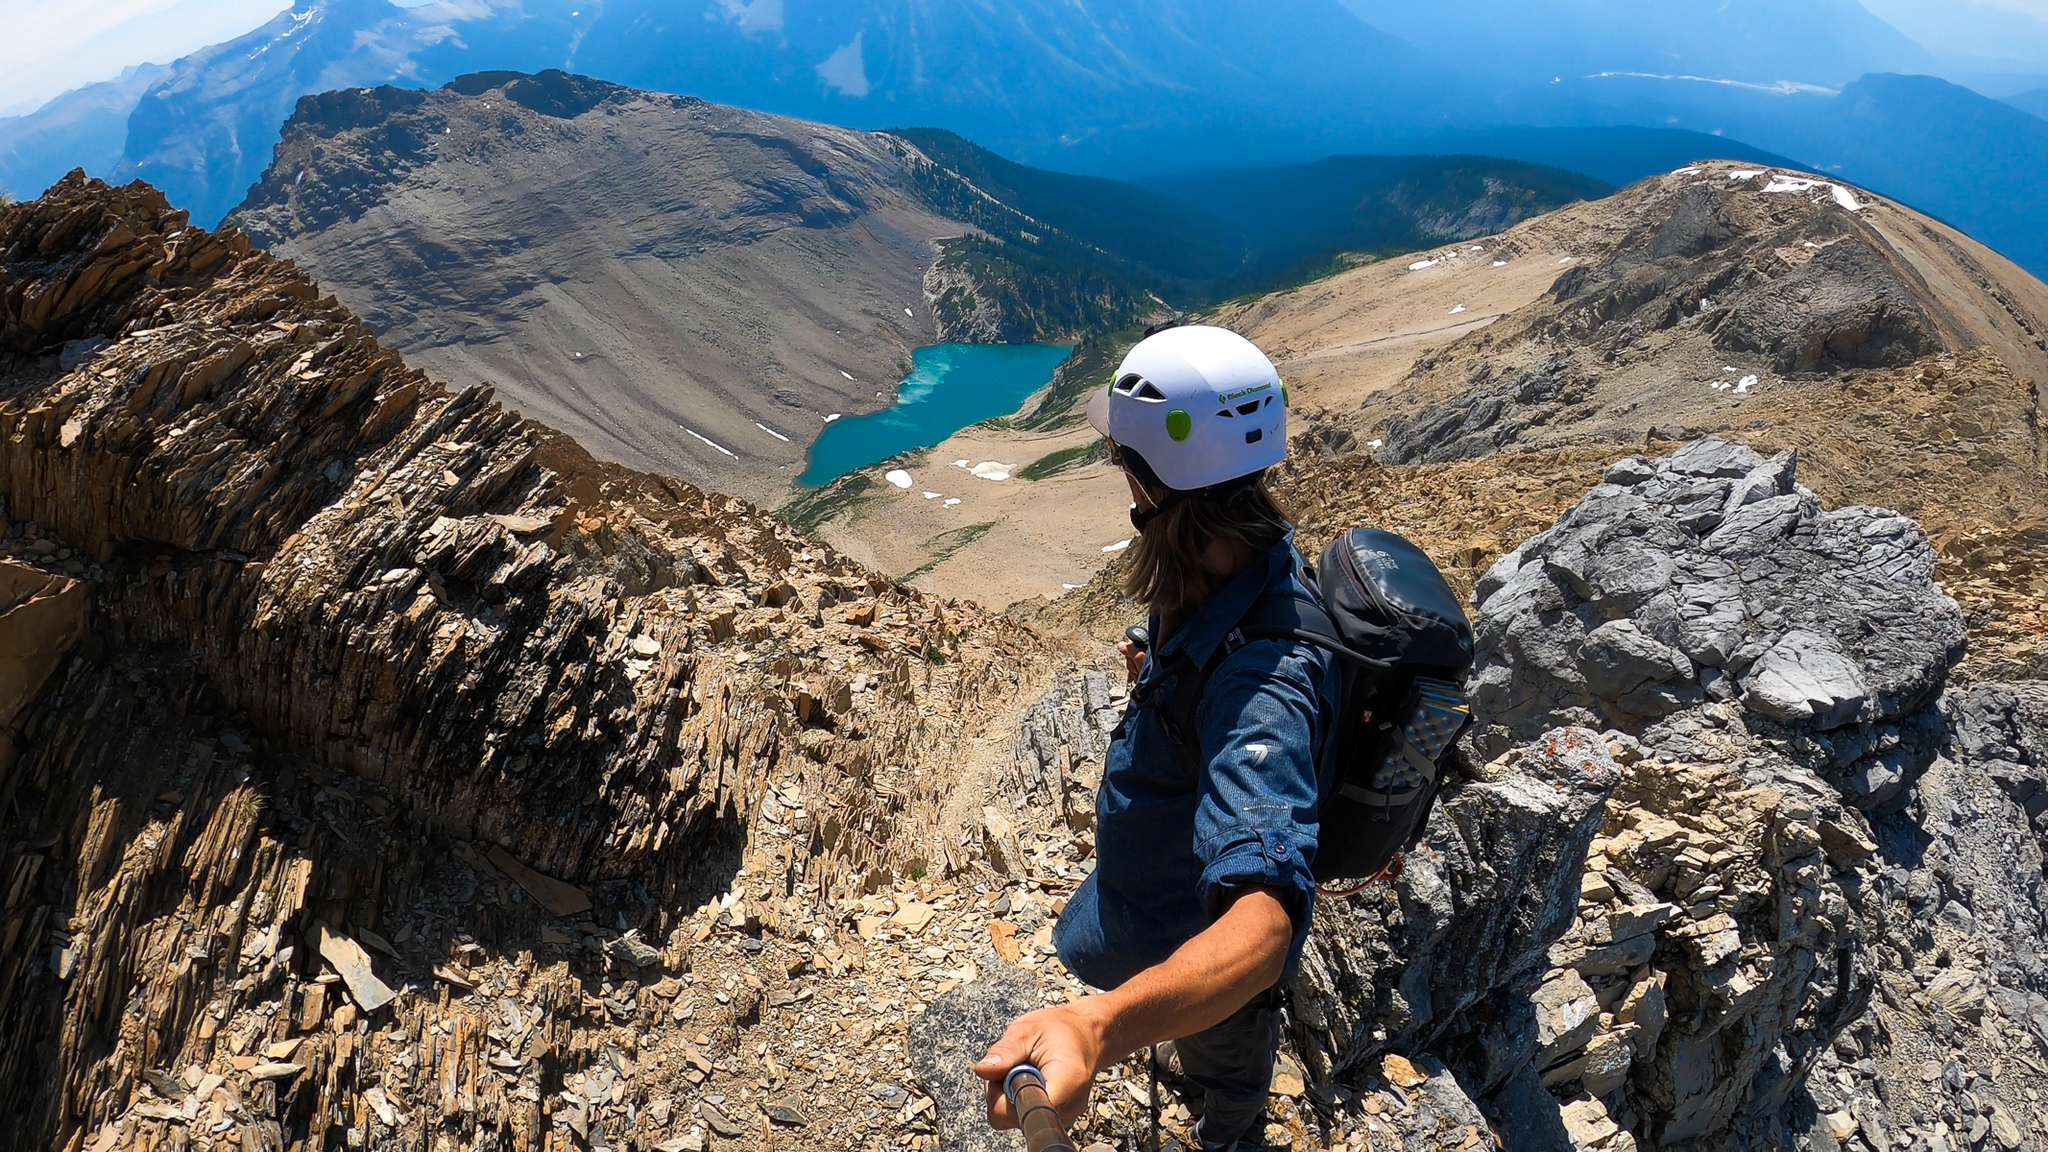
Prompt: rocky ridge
<box><xmin>1361</xmin><ymin>164</ymin><xmax>2048</xmax><ymax>470</ymax></box>
<box><xmin>1200</xmin><ymin>161</ymin><xmax>2047</xmax><ymax>679</ymax></box>
<box><xmin>4</xmin><ymin>173</ymin><xmax>2048</xmax><ymax>1152</ymax></box>
<box><xmin>0</xmin><ymin>173</ymin><xmax>1064</xmax><ymax>1152</ymax></box>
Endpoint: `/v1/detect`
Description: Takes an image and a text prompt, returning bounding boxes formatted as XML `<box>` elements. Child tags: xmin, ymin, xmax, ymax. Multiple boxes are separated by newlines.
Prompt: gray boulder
<box><xmin>1741</xmin><ymin>629</ymin><xmax>1868</xmax><ymax>726</ymax></box>
<box><xmin>1469</xmin><ymin>437</ymin><xmax>1966</xmax><ymax>810</ymax></box>
<box><xmin>911</xmin><ymin>964</ymin><xmax>1043</xmax><ymax>1152</ymax></box>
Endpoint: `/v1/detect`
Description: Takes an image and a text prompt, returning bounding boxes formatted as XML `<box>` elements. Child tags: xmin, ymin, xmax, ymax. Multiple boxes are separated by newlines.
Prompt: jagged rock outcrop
<box><xmin>1469</xmin><ymin>437</ymin><xmax>1966</xmax><ymax>811</ymax></box>
<box><xmin>0</xmin><ymin>562</ymin><xmax>85</xmax><ymax>730</ymax></box>
<box><xmin>1448</xmin><ymin>439</ymin><xmax>2046</xmax><ymax>1152</ymax></box>
<box><xmin>1006</xmin><ymin>670</ymin><xmax>1121</xmax><ymax>837</ymax></box>
<box><xmin>1289</xmin><ymin>728</ymin><xmax>1621</xmax><ymax>1082</ymax></box>
<box><xmin>0</xmin><ymin>174</ymin><xmax>1053</xmax><ymax>1152</ymax></box>
<box><xmin>1542</xmin><ymin>743</ymin><xmax>1884</xmax><ymax>1149</ymax></box>
<box><xmin>1820</xmin><ymin>683</ymin><xmax>2048</xmax><ymax>1152</ymax></box>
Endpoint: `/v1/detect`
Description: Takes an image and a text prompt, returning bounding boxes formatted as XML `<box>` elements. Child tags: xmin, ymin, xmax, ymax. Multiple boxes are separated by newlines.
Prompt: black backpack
<box><xmin>1150</xmin><ymin>529</ymin><xmax>1476</xmax><ymax>889</ymax></box>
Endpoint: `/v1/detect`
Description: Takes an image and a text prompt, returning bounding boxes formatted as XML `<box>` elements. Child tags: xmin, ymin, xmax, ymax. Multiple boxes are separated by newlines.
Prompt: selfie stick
<box><xmin>1003</xmin><ymin>1064</ymin><xmax>1079</xmax><ymax>1152</ymax></box>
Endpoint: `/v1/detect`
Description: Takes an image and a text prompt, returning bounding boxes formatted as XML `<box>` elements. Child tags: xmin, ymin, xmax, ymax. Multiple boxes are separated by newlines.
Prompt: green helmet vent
<box><xmin>1166</xmin><ymin>409</ymin><xmax>1193</xmax><ymax>442</ymax></box>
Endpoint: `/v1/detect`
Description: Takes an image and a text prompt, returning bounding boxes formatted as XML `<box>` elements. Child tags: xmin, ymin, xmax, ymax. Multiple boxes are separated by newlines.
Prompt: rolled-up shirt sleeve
<box><xmin>1190</xmin><ymin>639</ymin><xmax>1331</xmax><ymax>972</ymax></box>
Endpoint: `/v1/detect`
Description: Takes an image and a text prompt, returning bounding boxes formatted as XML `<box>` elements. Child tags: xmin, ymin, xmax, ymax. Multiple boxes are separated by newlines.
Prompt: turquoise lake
<box><xmin>798</xmin><ymin>343</ymin><xmax>1074</xmax><ymax>487</ymax></box>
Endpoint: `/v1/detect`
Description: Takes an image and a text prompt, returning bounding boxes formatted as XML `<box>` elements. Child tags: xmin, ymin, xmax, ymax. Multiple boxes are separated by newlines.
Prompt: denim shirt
<box><xmin>1054</xmin><ymin>531</ymin><xmax>1339</xmax><ymax>992</ymax></box>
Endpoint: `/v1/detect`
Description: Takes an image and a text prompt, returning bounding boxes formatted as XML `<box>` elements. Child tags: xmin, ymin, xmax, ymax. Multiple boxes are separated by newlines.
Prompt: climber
<box><xmin>975</xmin><ymin>326</ymin><xmax>1335</xmax><ymax>1152</ymax></box>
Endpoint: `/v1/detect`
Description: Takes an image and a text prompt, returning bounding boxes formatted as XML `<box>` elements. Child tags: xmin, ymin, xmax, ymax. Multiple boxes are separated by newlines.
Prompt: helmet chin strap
<box><xmin>1127</xmin><ymin>472</ymin><xmax>1261</xmax><ymax>535</ymax></box>
<box><xmin>1129</xmin><ymin>492</ymin><xmax>1183</xmax><ymax>534</ymax></box>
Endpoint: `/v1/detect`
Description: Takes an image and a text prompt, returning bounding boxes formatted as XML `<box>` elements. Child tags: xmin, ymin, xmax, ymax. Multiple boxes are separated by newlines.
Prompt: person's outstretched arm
<box><xmin>972</xmin><ymin>884</ymin><xmax>1291</xmax><ymax>1128</ymax></box>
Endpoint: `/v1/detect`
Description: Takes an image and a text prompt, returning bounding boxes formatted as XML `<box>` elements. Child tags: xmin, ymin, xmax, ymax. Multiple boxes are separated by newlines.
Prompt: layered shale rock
<box><xmin>0</xmin><ymin>174</ymin><xmax>1051</xmax><ymax>1152</ymax></box>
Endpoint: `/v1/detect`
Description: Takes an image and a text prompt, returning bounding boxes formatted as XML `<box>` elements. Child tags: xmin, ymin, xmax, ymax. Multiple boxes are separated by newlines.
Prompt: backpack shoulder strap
<box><xmin>1159</xmin><ymin>591</ymin><xmax>1349</xmax><ymax>782</ymax></box>
<box><xmin>1228</xmin><ymin>593</ymin><xmax>1344</xmax><ymax>655</ymax></box>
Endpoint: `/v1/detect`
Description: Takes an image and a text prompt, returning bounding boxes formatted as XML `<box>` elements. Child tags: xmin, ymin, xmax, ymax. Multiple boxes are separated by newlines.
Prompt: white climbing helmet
<box><xmin>1086</xmin><ymin>325</ymin><xmax>1288</xmax><ymax>492</ymax></box>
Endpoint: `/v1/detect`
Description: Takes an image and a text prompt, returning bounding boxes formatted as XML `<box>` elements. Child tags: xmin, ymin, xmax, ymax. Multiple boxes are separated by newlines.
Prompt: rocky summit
<box><xmin>3</xmin><ymin>168</ymin><xmax>2048</xmax><ymax>1152</ymax></box>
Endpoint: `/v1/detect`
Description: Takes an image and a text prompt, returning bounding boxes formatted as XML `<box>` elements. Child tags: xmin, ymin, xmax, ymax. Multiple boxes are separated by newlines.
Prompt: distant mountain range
<box><xmin>1860</xmin><ymin>0</ymin><xmax>2048</xmax><ymax>93</ymax></box>
<box><xmin>2010</xmin><ymin>89</ymin><xmax>2048</xmax><ymax>120</ymax></box>
<box><xmin>1489</xmin><ymin>71</ymin><xmax>2048</xmax><ymax>276</ymax></box>
<box><xmin>2</xmin><ymin>0</ymin><xmax>1448</xmax><ymax>227</ymax></box>
<box><xmin>4</xmin><ymin>0</ymin><xmax>2048</xmax><ymax>279</ymax></box>
<box><xmin>222</xmin><ymin>70</ymin><xmax>1609</xmax><ymax>496</ymax></box>
<box><xmin>0</xmin><ymin>63</ymin><xmax>165</xmax><ymax>206</ymax></box>
<box><xmin>1341</xmin><ymin>0</ymin><xmax>1939</xmax><ymax>88</ymax></box>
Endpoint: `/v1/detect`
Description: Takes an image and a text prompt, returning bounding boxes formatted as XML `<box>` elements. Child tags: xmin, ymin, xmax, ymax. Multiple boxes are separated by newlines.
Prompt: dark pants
<box><xmin>1174</xmin><ymin>987</ymin><xmax>1283</xmax><ymax>1149</ymax></box>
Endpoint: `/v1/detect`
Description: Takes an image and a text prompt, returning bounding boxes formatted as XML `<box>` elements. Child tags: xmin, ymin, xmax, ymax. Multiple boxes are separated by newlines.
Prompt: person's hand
<box><xmin>1117</xmin><ymin>639</ymin><xmax>1147</xmax><ymax>683</ymax></box>
<box><xmin>973</xmin><ymin>1001</ymin><xmax>1108</xmax><ymax>1130</ymax></box>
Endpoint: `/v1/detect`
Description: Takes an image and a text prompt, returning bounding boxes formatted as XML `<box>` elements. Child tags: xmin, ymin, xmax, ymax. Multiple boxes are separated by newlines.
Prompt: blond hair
<box><xmin>1123</xmin><ymin>476</ymin><xmax>1291</xmax><ymax>614</ymax></box>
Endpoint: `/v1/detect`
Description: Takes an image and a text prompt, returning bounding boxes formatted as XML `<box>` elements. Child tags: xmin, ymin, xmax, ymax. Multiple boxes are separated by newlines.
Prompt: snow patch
<box><xmin>944</xmin><ymin>498</ymin><xmax>962</xmax><ymax>507</ymax></box>
<box><xmin>922</xmin><ymin>491</ymin><xmax>942</xmax><ymax>500</ymax></box>
<box><xmin>1830</xmin><ymin>184</ymin><xmax>1863</xmax><ymax>212</ymax></box>
<box><xmin>1671</xmin><ymin>166</ymin><xmax>1701</xmax><ymax>176</ymax></box>
<box><xmin>824</xmin><ymin>413</ymin><xmax>842</xmax><ymax>423</ymax></box>
<box><xmin>1492</xmin><ymin>260</ymin><xmax>1508</xmax><ymax>268</ymax></box>
<box><xmin>1735</xmin><ymin>375</ymin><xmax>1758</xmax><ymax>395</ymax></box>
<box><xmin>754</xmin><ymin>422</ymin><xmax>790</xmax><ymax>443</ymax></box>
<box><xmin>969</xmin><ymin>461</ymin><xmax>1012</xmax><ymax>482</ymax></box>
<box><xmin>1728</xmin><ymin>170</ymin><xmax>1765</xmax><ymax>181</ymax></box>
<box><xmin>1589</xmin><ymin>72</ymin><xmax>1835</xmax><ymax>97</ymax></box>
<box><xmin>1101</xmin><ymin>539</ymin><xmax>1133</xmax><ymax>554</ymax></box>
<box><xmin>1062</xmin><ymin>584</ymin><xmax>1083</xmax><ymax>591</ymax></box>
<box><xmin>1449</xmin><ymin>305</ymin><xmax>1467</xmax><ymax>315</ymax></box>
<box><xmin>714</xmin><ymin>0</ymin><xmax>783</xmax><ymax>35</ymax></box>
<box><xmin>816</xmin><ymin>32</ymin><xmax>870</xmax><ymax>97</ymax></box>
<box><xmin>885</xmin><ymin>470</ymin><xmax>914</xmax><ymax>490</ymax></box>
<box><xmin>904</xmin><ymin>308</ymin><xmax>914</xmax><ymax>318</ymax></box>
<box><xmin>1408</xmin><ymin>258</ymin><xmax>1441</xmax><ymax>272</ymax></box>
<box><xmin>1763</xmin><ymin>176</ymin><xmax>1823</xmax><ymax>194</ymax></box>
<box><xmin>1367</xmin><ymin>439</ymin><xmax>1384</xmax><ymax>450</ymax></box>
<box><xmin>840</xmin><ymin>371</ymin><xmax>855</xmax><ymax>382</ymax></box>
<box><xmin>683</xmin><ymin>428</ymin><xmax>735</xmax><ymax>458</ymax></box>
<box><xmin>952</xmin><ymin>460</ymin><xmax>971</xmax><ymax>469</ymax></box>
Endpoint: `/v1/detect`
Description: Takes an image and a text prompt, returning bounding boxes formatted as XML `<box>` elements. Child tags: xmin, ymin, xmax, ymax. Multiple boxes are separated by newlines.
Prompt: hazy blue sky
<box><xmin>4</xmin><ymin>0</ymin><xmax>2047</xmax><ymax>118</ymax></box>
<box><xmin>0</xmin><ymin>0</ymin><xmax>286</xmax><ymax>115</ymax></box>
